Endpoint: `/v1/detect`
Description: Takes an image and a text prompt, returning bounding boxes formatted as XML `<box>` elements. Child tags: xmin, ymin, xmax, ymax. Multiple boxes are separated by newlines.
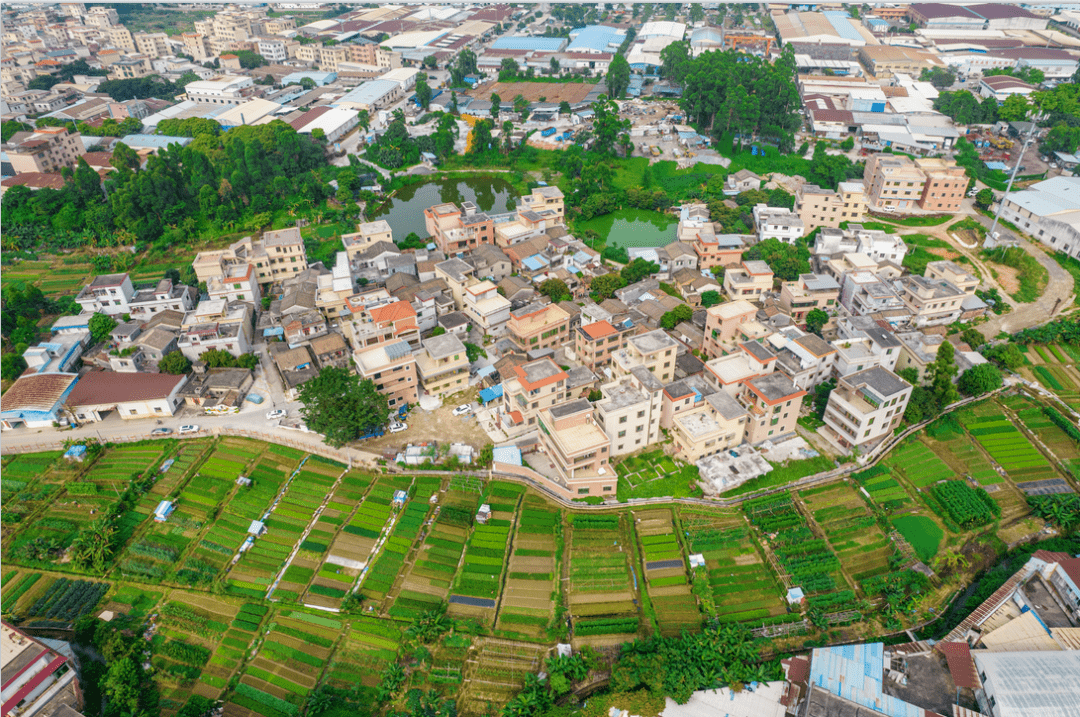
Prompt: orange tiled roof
<box><xmin>581</xmin><ymin>321</ymin><xmax>616</xmax><ymax>339</ymax></box>
<box><xmin>369</xmin><ymin>300</ymin><xmax>416</xmax><ymax>323</ymax></box>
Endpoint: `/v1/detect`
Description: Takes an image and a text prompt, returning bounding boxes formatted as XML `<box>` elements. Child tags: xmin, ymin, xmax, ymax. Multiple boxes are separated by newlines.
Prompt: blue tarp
<box><xmin>476</xmin><ymin>364</ymin><xmax>497</xmax><ymax>378</ymax></box>
<box><xmin>263</xmin><ymin>327</ymin><xmax>284</xmax><ymax>336</ymax></box>
<box><xmin>479</xmin><ymin>384</ymin><xmax>504</xmax><ymax>404</ymax></box>
<box><xmin>492</xmin><ymin>445</ymin><xmax>522</xmax><ymax>466</ymax></box>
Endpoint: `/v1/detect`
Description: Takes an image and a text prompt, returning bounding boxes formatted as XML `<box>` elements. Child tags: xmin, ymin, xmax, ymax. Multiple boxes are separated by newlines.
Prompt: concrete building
<box><xmin>415</xmin><ymin>333</ymin><xmax>469</xmax><ymax>398</ymax></box>
<box><xmin>537</xmin><ymin>399</ymin><xmax>613</xmax><ymax>497</ymax></box>
<box><xmin>863</xmin><ymin>154</ymin><xmax>928</xmax><ymax>211</ymax></box>
<box><xmin>425</xmin><ymin>202</ymin><xmax>494</xmax><ymax>255</ymax></box>
<box><xmin>823</xmin><ymin>366</ymin><xmax>912</xmax><ymax>452</ymax></box>
<box><xmin>723</xmin><ymin>260</ymin><xmax>774</xmax><ymax>301</ymax></box>
<box><xmin>612</xmin><ymin>329</ymin><xmax>680</xmax><ymax>385</ymax></box>
<box><xmin>183</xmin><ymin>75</ymin><xmax>256</xmax><ymax>106</ymax></box>
<box><xmin>177</xmin><ymin>300</ymin><xmax>253</xmax><ymax>360</ymax></box>
<box><xmin>915</xmin><ymin>157</ymin><xmax>968</xmax><ymax>212</ymax></box>
<box><xmin>1</xmin><ymin>622</ymin><xmax>83</xmax><ymax>717</ymax></box>
<box><xmin>703</xmin><ymin>300</ymin><xmax>759</xmax><ymax>358</ymax></box>
<box><xmin>518</xmin><ymin>186</ymin><xmax>565</xmax><ymax>223</ymax></box>
<box><xmin>75</xmin><ymin>273</ymin><xmax>134</xmax><ymax>316</ymax></box>
<box><xmin>128</xmin><ymin>278</ymin><xmax>197</xmax><ymax>319</ymax></box>
<box><xmin>463</xmin><ymin>281</ymin><xmax>511</xmax><ymax>336</ymax></box>
<box><xmin>207</xmin><ymin>262</ymin><xmax>261</xmax><ymax>305</ymax></box>
<box><xmin>740</xmin><ymin>372</ymin><xmax>806</xmax><ymax>444</ymax></box>
<box><xmin>779</xmin><ymin>273</ymin><xmax>841</xmax><ymax>323</ymax></box>
<box><xmin>67</xmin><ymin>371</ymin><xmax>187</xmax><ymax>422</ymax></box>
<box><xmin>573</xmin><ymin>320</ymin><xmax>630</xmax><ymax>370</ymax></box>
<box><xmin>353</xmin><ymin>338</ymin><xmax>417</xmax><ymax>411</ymax></box>
<box><xmin>998</xmin><ymin>177</ymin><xmax>1080</xmax><ymax>254</ymax></box>
<box><xmin>501</xmin><ymin>358</ymin><xmax>569</xmax><ymax>433</ymax></box>
<box><xmin>703</xmin><ymin>341</ymin><xmax>777</xmax><ymax>397</ymax></box>
<box><xmin>773</xmin><ymin>330</ymin><xmax>838</xmax><ymax>390</ymax></box>
<box><xmin>507</xmin><ymin>302</ymin><xmax>571</xmax><ymax>353</ymax></box>
<box><xmin>2</xmin><ymin>126</ymin><xmax>84</xmax><ymax>174</ymax></box>
<box><xmin>894</xmin><ymin>274</ymin><xmax>968</xmax><ymax>327</ymax></box>
<box><xmin>859</xmin><ymin>44</ymin><xmax>944</xmax><ymax>79</ymax></box>
<box><xmin>973</xmin><ymin>651</ymin><xmax>1080</xmax><ymax>717</ymax></box>
<box><xmin>595</xmin><ymin>366</ymin><xmax>664</xmax><ymax>456</ymax></box>
<box><xmin>193</xmin><ymin>232</ymin><xmax>308</xmax><ymax>286</ymax></box>
<box><xmin>796</xmin><ymin>181</ymin><xmax>868</xmax><ymax>232</ymax></box>
<box><xmin>753</xmin><ymin>204</ymin><xmax>805</xmax><ymax>243</ymax></box>
<box><xmin>342</xmin><ymin>220</ymin><xmax>394</xmax><ymax>261</ymax></box>
<box><xmin>334</xmin><ymin>79</ymin><xmax>405</xmax><ymax>111</ymax></box>
<box><xmin>671</xmin><ymin>390</ymin><xmax>748</xmax><ymax>463</ymax></box>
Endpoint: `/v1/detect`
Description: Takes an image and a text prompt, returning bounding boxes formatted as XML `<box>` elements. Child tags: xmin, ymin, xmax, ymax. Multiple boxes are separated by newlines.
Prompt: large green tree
<box><xmin>297</xmin><ymin>367</ymin><xmax>391</xmax><ymax>447</ymax></box>
<box><xmin>958</xmin><ymin>364</ymin><xmax>1003</xmax><ymax>396</ymax></box>
<box><xmin>606</xmin><ymin>54</ymin><xmax>631</xmax><ymax>99</ymax></box>
<box><xmin>88</xmin><ymin>312</ymin><xmax>117</xmax><ymax>344</ymax></box>
<box><xmin>929</xmin><ymin>340</ymin><xmax>960</xmax><ymax>407</ymax></box>
<box><xmin>590</xmin><ymin>96</ymin><xmax>631</xmax><ymax>156</ymax></box>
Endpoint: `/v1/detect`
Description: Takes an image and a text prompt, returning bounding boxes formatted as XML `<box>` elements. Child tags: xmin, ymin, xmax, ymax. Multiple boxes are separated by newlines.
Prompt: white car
<box><xmin>879</xmin><ymin>205</ymin><xmax>896</xmax><ymax>212</ymax></box>
<box><xmin>266</xmin><ymin>409</ymin><xmax>287</xmax><ymax>420</ymax></box>
<box><xmin>388</xmin><ymin>421</ymin><xmax>408</xmax><ymax>434</ymax></box>
<box><xmin>178</xmin><ymin>425</ymin><xmax>200</xmax><ymax>435</ymax></box>
<box><xmin>967</xmin><ymin>188</ymin><xmax>979</xmax><ymax>197</ymax></box>
<box><xmin>452</xmin><ymin>404</ymin><xmax>472</xmax><ymax>417</ymax></box>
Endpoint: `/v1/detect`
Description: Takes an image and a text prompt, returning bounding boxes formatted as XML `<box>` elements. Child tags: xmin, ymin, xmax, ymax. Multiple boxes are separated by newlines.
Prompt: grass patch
<box><xmin>869</xmin><ymin>213</ymin><xmax>952</xmax><ymax>227</ymax></box>
<box><xmin>891</xmin><ymin>515</ymin><xmax>943</xmax><ymax>563</ymax></box>
<box><xmin>1050</xmin><ymin>252</ymin><xmax>1080</xmax><ymax>307</ymax></box>
<box><xmin>982</xmin><ymin>246</ymin><xmax>1047</xmax><ymax>303</ymax></box>
<box><xmin>722</xmin><ymin>456</ymin><xmax>834</xmax><ymax>497</ymax></box>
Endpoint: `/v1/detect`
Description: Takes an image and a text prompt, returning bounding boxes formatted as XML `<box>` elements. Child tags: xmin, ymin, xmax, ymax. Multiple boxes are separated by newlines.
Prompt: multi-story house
<box><xmin>207</xmin><ymin>262</ymin><xmax>261</xmax><ymax>305</ymax></box>
<box><xmin>183</xmin><ymin>75</ymin><xmax>256</xmax><ymax>106</ymax></box>
<box><xmin>925</xmin><ymin>260</ymin><xmax>979</xmax><ymax>296</ymax></box>
<box><xmin>501</xmin><ymin>358</ymin><xmax>569</xmax><ymax>433</ymax></box>
<box><xmin>740</xmin><ymin>372</ymin><xmax>806</xmax><ymax>444</ymax></box>
<box><xmin>893</xmin><ymin>274</ymin><xmax>967</xmax><ymax>327</ymax></box>
<box><xmin>660</xmin><ymin>375</ymin><xmax>711</xmax><ymax>430</ymax></box>
<box><xmin>822</xmin><ymin>366</ymin><xmax>911</xmax><ymax>452</ymax></box>
<box><xmin>353</xmin><ymin>338</ymin><xmax>418</xmax><ymax>412</ymax></box>
<box><xmin>840</xmin><ymin>271</ymin><xmax>907</xmax><ymax>316</ymax></box>
<box><xmin>464</xmin><ymin>244</ymin><xmax>512</xmax><ymax>283</ymax></box>
<box><xmin>517</xmin><ymin>185</ymin><xmax>565</xmax><ymax>222</ymax></box>
<box><xmin>915</xmin><ymin>157</ymin><xmax>967</xmax><ymax>212</ymax></box>
<box><xmin>595</xmin><ymin>365</ymin><xmax>664</xmax><ymax>456</ymax></box>
<box><xmin>703</xmin><ymin>299</ymin><xmax>759</xmax><ymax>358</ymax></box>
<box><xmin>612</xmin><ymin>329</ymin><xmax>679</xmax><ymax>385</ymax></box>
<box><xmin>133</xmin><ymin>31</ymin><xmax>169</xmax><ymax>57</ymax></box>
<box><xmin>424</xmin><ymin>202</ymin><xmax>494</xmax><ymax>255</ymax></box>
<box><xmin>703</xmin><ymin>341</ymin><xmax>777</xmax><ymax>396</ymax></box>
<box><xmin>256</xmin><ymin>229</ymin><xmax>308</xmax><ymax>282</ymax></box>
<box><xmin>573</xmin><ymin>320</ymin><xmax>631</xmax><ymax>370</ymax></box>
<box><xmin>463</xmin><ymin>281</ymin><xmax>511</xmax><ymax>336</ymax></box>
<box><xmin>342</xmin><ymin>220</ymin><xmax>393</xmax><ymax>261</ymax></box>
<box><xmin>795</xmin><ymin>181</ymin><xmax>868</xmax><ymax>232</ymax></box>
<box><xmin>723</xmin><ymin>260</ymin><xmax>774</xmax><ymax>301</ymax></box>
<box><xmin>434</xmin><ymin>257</ymin><xmax>477</xmax><ymax>309</ymax></box>
<box><xmin>772</xmin><ymin>329</ymin><xmax>838</xmax><ymax>391</ymax></box>
<box><xmin>128</xmin><ymin>278</ymin><xmax>197</xmax><ymax>319</ymax></box>
<box><xmin>3</xmin><ymin>126</ymin><xmax>84</xmax><ymax>174</ymax></box>
<box><xmin>507</xmin><ymin>302</ymin><xmax>571</xmax><ymax>353</ymax></box>
<box><xmin>863</xmin><ymin>154</ymin><xmax>927</xmax><ymax>211</ymax></box>
<box><xmin>177</xmin><ymin>300</ymin><xmax>254</xmax><ymax>360</ymax></box>
<box><xmin>753</xmin><ymin>205</ymin><xmax>805</xmax><ymax>243</ymax></box>
<box><xmin>537</xmin><ymin>399</ymin><xmax>614</xmax><ymax>498</ymax></box>
<box><xmin>415</xmin><ymin>333</ymin><xmax>469</xmax><ymax>398</ymax></box>
<box><xmin>75</xmin><ymin>273</ymin><xmax>134</xmax><ymax>315</ymax></box>
<box><xmin>778</xmin><ymin>273</ymin><xmax>840</xmax><ymax>323</ymax></box>
<box><xmin>256</xmin><ymin>36</ymin><xmax>288</xmax><ymax>63</ymax></box>
<box><xmin>671</xmin><ymin>390</ymin><xmax>748</xmax><ymax>463</ymax></box>
<box><xmin>347</xmin><ymin>299</ymin><xmax>421</xmax><ymax>351</ymax></box>
<box><xmin>182</xmin><ymin>33</ymin><xmax>212</xmax><ymax>62</ymax></box>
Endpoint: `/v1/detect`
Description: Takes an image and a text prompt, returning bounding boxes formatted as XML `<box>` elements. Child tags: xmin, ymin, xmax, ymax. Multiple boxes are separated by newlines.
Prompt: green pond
<box><xmin>581</xmin><ymin>208</ymin><xmax>678</xmax><ymax>248</ymax></box>
<box><xmin>367</xmin><ymin>176</ymin><xmax>517</xmax><ymax>239</ymax></box>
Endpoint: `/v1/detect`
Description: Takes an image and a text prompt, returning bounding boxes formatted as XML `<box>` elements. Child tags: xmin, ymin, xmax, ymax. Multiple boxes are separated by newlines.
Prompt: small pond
<box><xmin>367</xmin><ymin>176</ymin><xmax>517</xmax><ymax>239</ymax></box>
<box><xmin>580</xmin><ymin>208</ymin><xmax>678</xmax><ymax>248</ymax></box>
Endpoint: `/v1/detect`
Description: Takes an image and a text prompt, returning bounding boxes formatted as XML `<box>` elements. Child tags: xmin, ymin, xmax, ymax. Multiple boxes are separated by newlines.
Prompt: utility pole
<box><xmin>986</xmin><ymin>110</ymin><xmax>1042</xmax><ymax>248</ymax></box>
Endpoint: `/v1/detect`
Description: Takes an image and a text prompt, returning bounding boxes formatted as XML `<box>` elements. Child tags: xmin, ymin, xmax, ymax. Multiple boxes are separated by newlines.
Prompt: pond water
<box><xmin>580</xmin><ymin>208</ymin><xmax>679</xmax><ymax>248</ymax></box>
<box><xmin>367</xmin><ymin>176</ymin><xmax>517</xmax><ymax>239</ymax></box>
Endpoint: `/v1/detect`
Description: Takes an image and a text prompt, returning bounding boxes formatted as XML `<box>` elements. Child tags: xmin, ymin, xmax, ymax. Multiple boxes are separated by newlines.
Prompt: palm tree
<box><xmin>934</xmin><ymin>548</ymin><xmax>968</xmax><ymax>573</ymax></box>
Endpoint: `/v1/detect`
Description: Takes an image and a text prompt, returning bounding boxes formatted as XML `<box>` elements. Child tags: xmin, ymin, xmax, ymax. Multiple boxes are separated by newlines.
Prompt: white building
<box><xmin>753</xmin><ymin>204</ymin><xmax>805</xmax><ymax>243</ymax></box>
<box><xmin>75</xmin><ymin>273</ymin><xmax>134</xmax><ymax>315</ymax></box>
<box><xmin>183</xmin><ymin>75</ymin><xmax>256</xmax><ymax>106</ymax></box>
<box><xmin>127</xmin><ymin>278</ymin><xmax>198</xmax><ymax>319</ymax></box>
<box><xmin>462</xmin><ymin>281</ymin><xmax>511</xmax><ymax>336</ymax></box>
<box><xmin>595</xmin><ymin>365</ymin><xmax>665</xmax><ymax>456</ymax></box>
<box><xmin>67</xmin><ymin>371</ymin><xmax>188</xmax><ymax>422</ymax></box>
<box><xmin>999</xmin><ymin>177</ymin><xmax>1080</xmax><ymax>255</ymax></box>
<box><xmin>822</xmin><ymin>366</ymin><xmax>911</xmax><ymax>452</ymax></box>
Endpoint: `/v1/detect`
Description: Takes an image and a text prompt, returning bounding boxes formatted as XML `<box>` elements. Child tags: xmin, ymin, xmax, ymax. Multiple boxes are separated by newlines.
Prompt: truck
<box><xmin>540</xmin><ymin>126</ymin><xmax>557</xmax><ymax>138</ymax></box>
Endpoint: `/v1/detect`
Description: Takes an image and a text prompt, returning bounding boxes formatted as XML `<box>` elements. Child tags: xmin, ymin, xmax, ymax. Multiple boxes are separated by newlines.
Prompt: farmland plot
<box><xmin>633</xmin><ymin>508</ymin><xmax>700</xmax><ymax>635</ymax></box>
<box><xmin>460</xmin><ymin>638</ymin><xmax>547</xmax><ymax>717</ymax></box>
<box><xmin>156</xmin><ymin>592</ymin><xmax>245</xmax><ymax>705</ymax></box>
<box><xmin>326</xmin><ymin>614</ymin><xmax>402</xmax><ymax>703</ymax></box>
<box><xmin>680</xmin><ymin>507</ymin><xmax>785</xmax><ymax>624</ymax></box>
<box><xmin>744</xmin><ymin>494</ymin><xmax>843</xmax><ymax>596</ymax></box>
<box><xmin>390</xmin><ymin>489</ymin><xmax>479</xmax><ymax>620</ymax></box>
<box><xmin>497</xmin><ymin>494</ymin><xmax>560</xmax><ymax>640</ymax></box>
<box><xmin>799</xmin><ymin>483</ymin><xmax>895</xmax><ymax>584</ymax></box>
<box><xmin>883</xmin><ymin>441</ymin><xmax>956</xmax><ymax>489</ymax></box>
<box><xmin>567</xmin><ymin>513</ymin><xmax>639</xmax><ymax>638</ymax></box>
<box><xmin>0</xmin><ymin>451</ymin><xmax>64</xmax><ymax>534</ymax></box>
<box><xmin>1022</xmin><ymin>344</ymin><xmax>1080</xmax><ymax>410</ymax></box>
<box><xmin>967</xmin><ymin>415</ymin><xmax>1056</xmax><ymax>484</ymax></box>
<box><xmin>451</xmin><ymin>482</ymin><xmax>524</xmax><ymax>622</ymax></box>
<box><xmin>15</xmin><ymin>576</ymin><xmax>108</xmax><ymax>628</ymax></box>
<box><xmin>850</xmin><ymin>466</ymin><xmax>913</xmax><ymax>509</ymax></box>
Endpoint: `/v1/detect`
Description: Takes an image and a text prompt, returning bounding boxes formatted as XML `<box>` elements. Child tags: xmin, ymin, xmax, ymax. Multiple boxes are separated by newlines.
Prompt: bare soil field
<box><xmin>468</xmin><ymin>80</ymin><xmax>595</xmax><ymax>103</ymax></box>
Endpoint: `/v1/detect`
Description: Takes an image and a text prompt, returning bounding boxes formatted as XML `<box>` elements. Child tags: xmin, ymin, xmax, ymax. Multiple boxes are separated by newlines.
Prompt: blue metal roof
<box><xmin>522</xmin><ymin>255</ymin><xmax>549</xmax><ymax>271</ymax></box>
<box><xmin>282</xmin><ymin>71</ymin><xmax>337</xmax><ymax>86</ymax></box>
<box><xmin>119</xmin><ymin>134</ymin><xmax>192</xmax><ymax>149</ymax></box>
<box><xmin>492</xmin><ymin>445</ymin><xmax>522</xmax><ymax>466</ymax></box>
<box><xmin>479</xmin><ymin>383</ymin><xmax>503</xmax><ymax>404</ymax></box>
<box><xmin>823</xmin><ymin>11</ymin><xmax>865</xmax><ymax>43</ymax></box>
<box><xmin>567</xmin><ymin>25</ymin><xmax>626</xmax><ymax>53</ymax></box>
<box><xmin>809</xmin><ymin>643</ymin><xmax>923</xmax><ymax>717</ymax></box>
<box><xmin>491</xmin><ymin>36</ymin><xmax>567</xmax><ymax>52</ymax></box>
<box><xmin>476</xmin><ymin>364</ymin><xmax>497</xmax><ymax>378</ymax></box>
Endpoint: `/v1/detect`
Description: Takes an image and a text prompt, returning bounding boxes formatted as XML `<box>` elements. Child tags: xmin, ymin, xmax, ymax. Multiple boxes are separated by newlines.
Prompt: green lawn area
<box><xmin>868</xmin><ymin>213</ymin><xmax>952</xmax><ymax>227</ymax></box>
<box><xmin>615</xmin><ymin>450</ymin><xmax>702</xmax><ymax>501</ymax></box>
<box><xmin>721</xmin><ymin>455</ymin><xmax>835</xmax><ymax>497</ymax></box>
<box><xmin>891</xmin><ymin>515</ymin><xmax>943</xmax><ymax>563</ymax></box>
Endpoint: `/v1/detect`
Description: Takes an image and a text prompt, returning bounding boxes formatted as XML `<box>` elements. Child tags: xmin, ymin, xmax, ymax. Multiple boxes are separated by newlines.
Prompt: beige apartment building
<box><xmin>859</xmin><ymin>45</ymin><xmax>944</xmax><ymax>79</ymax></box>
<box><xmin>182</xmin><ymin>33</ymin><xmax>213</xmax><ymax>62</ymax></box>
<box><xmin>863</xmin><ymin>154</ymin><xmax>928</xmax><ymax>212</ymax></box>
<box><xmin>741</xmin><ymin>373</ymin><xmax>806</xmax><ymax>444</ymax></box>
<box><xmin>507</xmin><ymin>302</ymin><xmax>571</xmax><ymax>353</ymax></box>
<box><xmin>537</xmin><ymin>399</ymin><xmax>614</xmax><ymax>497</ymax></box>
<box><xmin>415</xmin><ymin>333</ymin><xmax>469</xmax><ymax>398</ymax></box>
<box><xmin>193</xmin><ymin>231</ymin><xmax>308</xmax><ymax>287</ymax></box>
<box><xmin>925</xmin><ymin>260</ymin><xmax>979</xmax><ymax>294</ymax></box>
<box><xmin>703</xmin><ymin>299</ymin><xmax>758</xmax><ymax>358</ymax></box>
<box><xmin>778</xmin><ymin>273</ymin><xmax>841</xmax><ymax>323</ymax></box>
<box><xmin>612</xmin><ymin>329</ymin><xmax>679</xmax><ymax>385</ymax></box>
<box><xmin>894</xmin><ymin>275</ymin><xmax>967</xmax><ymax>327</ymax></box>
<box><xmin>822</xmin><ymin>366</ymin><xmax>911</xmax><ymax>452</ymax></box>
<box><xmin>342</xmin><ymin>220</ymin><xmax>394</xmax><ymax>262</ymax></box>
<box><xmin>796</xmin><ymin>181</ymin><xmax>868</xmax><ymax>232</ymax></box>
<box><xmin>353</xmin><ymin>339</ymin><xmax>418</xmax><ymax>412</ymax></box>
<box><xmin>3</xmin><ymin>127</ymin><xmax>85</xmax><ymax>174</ymax></box>
<box><xmin>595</xmin><ymin>366</ymin><xmax>664</xmax><ymax>456</ymax></box>
<box><xmin>107</xmin><ymin>25</ymin><xmax>136</xmax><ymax>51</ymax></box>
<box><xmin>501</xmin><ymin>358</ymin><xmax>569</xmax><ymax>432</ymax></box>
<box><xmin>915</xmin><ymin>158</ymin><xmax>967</xmax><ymax>212</ymax></box>
<box><xmin>671</xmin><ymin>391</ymin><xmax>748</xmax><ymax>463</ymax></box>
<box><xmin>134</xmin><ymin>31</ymin><xmax>170</xmax><ymax>57</ymax></box>
<box><xmin>722</xmin><ymin>260</ymin><xmax>774</xmax><ymax>301</ymax></box>
<box><xmin>425</xmin><ymin>203</ymin><xmax>495</xmax><ymax>255</ymax></box>
<box><xmin>463</xmin><ymin>281</ymin><xmax>512</xmax><ymax>336</ymax></box>
<box><xmin>573</xmin><ymin>320</ymin><xmax>630</xmax><ymax>370</ymax></box>
<box><xmin>517</xmin><ymin>186</ymin><xmax>566</xmax><ymax>222</ymax></box>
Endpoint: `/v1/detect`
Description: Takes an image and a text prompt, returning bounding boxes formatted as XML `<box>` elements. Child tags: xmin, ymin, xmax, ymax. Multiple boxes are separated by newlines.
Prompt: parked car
<box><xmin>452</xmin><ymin>404</ymin><xmax>472</xmax><ymax>417</ymax></box>
<box><xmin>178</xmin><ymin>425</ymin><xmax>200</xmax><ymax>434</ymax></box>
<box><xmin>266</xmin><ymin>409</ymin><xmax>287</xmax><ymax>420</ymax></box>
<box><xmin>151</xmin><ymin>427</ymin><xmax>172</xmax><ymax>436</ymax></box>
<box><xmin>389</xmin><ymin>421</ymin><xmax>408</xmax><ymax>434</ymax></box>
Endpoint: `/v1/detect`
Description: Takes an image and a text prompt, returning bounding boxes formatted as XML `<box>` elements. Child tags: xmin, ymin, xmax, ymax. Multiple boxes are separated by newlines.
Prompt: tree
<box><xmin>499</xmin><ymin>57</ymin><xmax>520</xmax><ymax>81</ymax></box>
<box><xmin>743</xmin><ymin>238</ymin><xmax>810</xmax><ymax>281</ymax></box>
<box><xmin>958</xmin><ymin>364</ymin><xmax>1003</xmax><ymax>396</ymax></box>
<box><xmin>423</xmin><ymin>55</ymin><xmax>438</xmax><ymax>69</ymax></box>
<box><xmin>298</xmin><ymin>367</ymin><xmax>391</xmax><ymax>447</ymax></box>
<box><xmin>919</xmin><ymin>66</ymin><xmax>957</xmax><ymax>90</ymax></box>
<box><xmin>415</xmin><ymin>76</ymin><xmax>432</xmax><ymax>110</ymax></box>
<box><xmin>88</xmin><ymin>312</ymin><xmax>117</xmax><ymax>344</ymax></box>
<box><xmin>700</xmin><ymin>290</ymin><xmax>721</xmax><ymax>308</ymax></box>
<box><xmin>539</xmin><ymin>278</ymin><xmax>571</xmax><ymax>303</ymax></box>
<box><xmin>805</xmin><ymin>308</ymin><xmax>829</xmax><ymax>335</ymax></box>
<box><xmin>159</xmin><ymin>351</ymin><xmax>192</xmax><ymax>375</ymax></box>
<box><xmin>929</xmin><ymin>340</ymin><xmax>960</xmax><ymax>406</ymax></box>
<box><xmin>299</xmin><ymin>77</ymin><xmax>316</xmax><ymax>90</ymax></box>
<box><xmin>559</xmin><ymin>100</ymin><xmax>572</xmax><ymax>116</ymax></box>
<box><xmin>840</xmin><ymin>136</ymin><xmax>854</xmax><ymax>150</ymax></box>
<box><xmin>357</xmin><ymin>109</ymin><xmax>371</xmax><ymax>131</ymax></box>
<box><xmin>550</xmin><ymin>57</ymin><xmax>561</xmax><ymax>75</ymax></box>
<box><xmin>590</xmin><ymin>273</ymin><xmax>626</xmax><ymax>302</ymax></box>
<box><xmin>430</xmin><ymin>326</ymin><xmax>447</xmax><ymax>337</ymax></box>
<box><xmin>489</xmin><ymin>92</ymin><xmax>501</xmax><ymax>119</ymax></box>
<box><xmin>661</xmin><ymin>304</ymin><xmax>693</xmax><ymax>329</ymax></box>
<box><xmin>103</xmin><ymin>658</ymin><xmax>142</xmax><ymax>714</ymax></box>
<box><xmin>606</xmin><ymin>54</ymin><xmax>631</xmax><ymax>99</ymax></box>
<box><xmin>660</xmin><ymin>40</ymin><xmax>691</xmax><ymax>84</ymax></box>
<box><xmin>1</xmin><ymin>353</ymin><xmax>28</xmax><ymax>381</ymax></box>
<box><xmin>588</xmin><ymin>389</ymin><xmax>603</xmax><ymax>402</ymax></box>
<box><xmin>591</xmin><ymin>96</ymin><xmax>631</xmax><ymax>156</ymax></box>
<box><xmin>621</xmin><ymin>258</ymin><xmax>660</xmax><ymax>285</ymax></box>
<box><xmin>513</xmin><ymin>94</ymin><xmax>529</xmax><ymax>121</ymax></box>
<box><xmin>998</xmin><ymin>93</ymin><xmax>1030</xmax><ymax>122</ymax></box>
<box><xmin>975</xmin><ymin>188</ymin><xmax>994</xmax><ymax>210</ymax></box>
<box><xmin>984</xmin><ymin>343</ymin><xmax>1024</xmax><ymax>370</ymax></box>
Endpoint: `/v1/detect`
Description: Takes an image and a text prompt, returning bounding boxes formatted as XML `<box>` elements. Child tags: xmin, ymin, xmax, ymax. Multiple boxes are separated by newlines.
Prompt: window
<box><xmin>618</xmin><ymin>430</ymin><xmax>626</xmax><ymax>438</ymax></box>
<box><xmin>577</xmin><ymin>488</ymin><xmax>590</xmax><ymax>495</ymax></box>
<box><xmin>130</xmin><ymin>409</ymin><xmax>138</xmax><ymax>415</ymax></box>
<box><xmin>637</xmin><ymin>410</ymin><xmax>645</xmax><ymax>418</ymax></box>
<box><xmin>619</xmin><ymin>416</ymin><xmax>627</xmax><ymax>424</ymax></box>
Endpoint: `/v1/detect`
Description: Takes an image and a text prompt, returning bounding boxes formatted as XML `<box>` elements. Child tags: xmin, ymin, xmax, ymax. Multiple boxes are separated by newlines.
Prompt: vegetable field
<box><xmin>799</xmin><ymin>483</ymin><xmax>895</xmax><ymax>583</ymax></box>
<box><xmin>634</xmin><ymin>508</ymin><xmax>699</xmax><ymax>636</ymax></box>
<box><xmin>496</xmin><ymin>494</ymin><xmax>559</xmax><ymax>639</ymax></box>
<box><xmin>567</xmin><ymin>513</ymin><xmax>639</xmax><ymax>638</ymax></box>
